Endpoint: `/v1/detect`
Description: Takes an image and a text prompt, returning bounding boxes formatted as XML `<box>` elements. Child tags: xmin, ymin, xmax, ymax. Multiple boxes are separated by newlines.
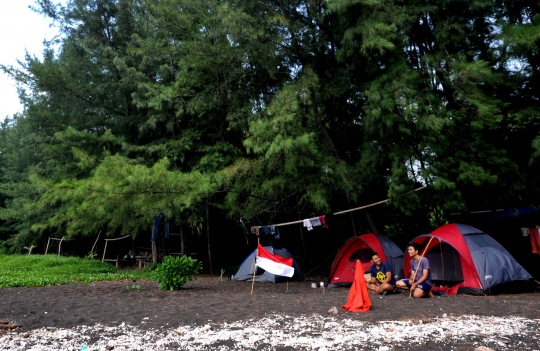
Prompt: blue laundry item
<box><xmin>151</xmin><ymin>213</ymin><xmax>162</xmax><ymax>243</ymax></box>
<box><xmin>164</xmin><ymin>216</ymin><xmax>170</xmax><ymax>238</ymax></box>
<box><xmin>260</xmin><ymin>226</ymin><xmax>272</xmax><ymax>235</ymax></box>
<box><xmin>152</xmin><ymin>213</ymin><xmax>169</xmax><ymax>242</ymax></box>
<box><xmin>260</xmin><ymin>225</ymin><xmax>280</xmax><ymax>239</ymax></box>
<box><xmin>270</xmin><ymin>225</ymin><xmax>280</xmax><ymax>239</ymax></box>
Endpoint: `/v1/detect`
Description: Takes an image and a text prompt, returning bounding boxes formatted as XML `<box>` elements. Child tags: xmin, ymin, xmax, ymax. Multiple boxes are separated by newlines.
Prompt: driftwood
<box><xmin>0</xmin><ymin>324</ymin><xmax>22</xmax><ymax>330</ymax></box>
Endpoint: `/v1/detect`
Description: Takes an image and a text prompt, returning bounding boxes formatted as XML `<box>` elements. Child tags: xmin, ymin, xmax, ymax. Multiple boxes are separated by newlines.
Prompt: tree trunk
<box><xmin>297</xmin><ymin>194</ymin><xmax>308</xmax><ymax>260</ymax></box>
<box><xmin>152</xmin><ymin>241</ymin><xmax>158</xmax><ymax>263</ymax></box>
<box><xmin>206</xmin><ymin>197</ymin><xmax>213</xmax><ymax>274</ymax></box>
<box><xmin>180</xmin><ymin>224</ymin><xmax>185</xmax><ymax>255</ymax></box>
<box><xmin>346</xmin><ymin>194</ymin><xmax>357</xmax><ymax>237</ymax></box>
<box><xmin>365</xmin><ymin>211</ymin><xmax>383</xmax><ymax>236</ymax></box>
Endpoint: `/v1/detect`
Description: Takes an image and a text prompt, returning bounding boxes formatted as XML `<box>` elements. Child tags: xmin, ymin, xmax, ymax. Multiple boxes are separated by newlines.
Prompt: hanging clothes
<box><xmin>251</xmin><ymin>226</ymin><xmax>260</xmax><ymax>236</ymax></box>
<box><xmin>303</xmin><ymin>219</ymin><xmax>313</xmax><ymax>231</ymax></box>
<box><xmin>261</xmin><ymin>225</ymin><xmax>280</xmax><ymax>239</ymax></box>
<box><xmin>529</xmin><ymin>228</ymin><xmax>540</xmax><ymax>255</ymax></box>
<box><xmin>309</xmin><ymin>217</ymin><xmax>321</xmax><ymax>227</ymax></box>
<box><xmin>151</xmin><ymin>213</ymin><xmax>162</xmax><ymax>243</ymax></box>
<box><xmin>164</xmin><ymin>215</ymin><xmax>170</xmax><ymax>239</ymax></box>
<box><xmin>319</xmin><ymin>216</ymin><xmax>328</xmax><ymax>228</ymax></box>
<box><xmin>151</xmin><ymin>213</ymin><xmax>169</xmax><ymax>242</ymax></box>
<box><xmin>270</xmin><ymin>225</ymin><xmax>280</xmax><ymax>239</ymax></box>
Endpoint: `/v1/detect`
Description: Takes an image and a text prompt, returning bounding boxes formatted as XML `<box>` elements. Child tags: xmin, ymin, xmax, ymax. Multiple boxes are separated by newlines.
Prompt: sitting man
<box><xmin>396</xmin><ymin>242</ymin><xmax>433</xmax><ymax>298</ymax></box>
<box><xmin>366</xmin><ymin>252</ymin><xmax>396</xmax><ymax>295</ymax></box>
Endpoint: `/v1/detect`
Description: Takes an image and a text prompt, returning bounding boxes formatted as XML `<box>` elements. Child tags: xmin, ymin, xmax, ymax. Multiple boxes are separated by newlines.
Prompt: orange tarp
<box><xmin>342</xmin><ymin>260</ymin><xmax>372</xmax><ymax>312</ymax></box>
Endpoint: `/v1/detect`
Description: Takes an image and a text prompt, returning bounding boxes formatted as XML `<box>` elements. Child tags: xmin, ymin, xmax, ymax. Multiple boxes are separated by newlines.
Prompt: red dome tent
<box><xmin>328</xmin><ymin>233</ymin><xmax>404</xmax><ymax>286</ymax></box>
<box><xmin>406</xmin><ymin>223</ymin><xmax>532</xmax><ymax>295</ymax></box>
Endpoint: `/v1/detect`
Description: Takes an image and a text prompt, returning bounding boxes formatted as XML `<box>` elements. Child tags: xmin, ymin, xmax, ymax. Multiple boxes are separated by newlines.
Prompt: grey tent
<box><xmin>407</xmin><ymin>223</ymin><xmax>532</xmax><ymax>294</ymax></box>
<box><xmin>232</xmin><ymin>246</ymin><xmax>302</xmax><ymax>283</ymax></box>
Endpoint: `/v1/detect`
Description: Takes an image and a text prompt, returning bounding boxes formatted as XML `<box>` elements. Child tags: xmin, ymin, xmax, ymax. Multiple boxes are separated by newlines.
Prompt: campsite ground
<box><xmin>1</xmin><ymin>275</ymin><xmax>539</xmax><ymax>350</ymax></box>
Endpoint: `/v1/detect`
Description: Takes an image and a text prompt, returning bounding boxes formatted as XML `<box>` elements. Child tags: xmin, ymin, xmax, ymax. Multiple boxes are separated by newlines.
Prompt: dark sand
<box><xmin>1</xmin><ymin>276</ymin><xmax>539</xmax><ymax>350</ymax></box>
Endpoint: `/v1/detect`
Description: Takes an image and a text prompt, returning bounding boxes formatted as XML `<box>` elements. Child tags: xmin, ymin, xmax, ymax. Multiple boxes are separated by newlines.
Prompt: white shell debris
<box><xmin>1</xmin><ymin>314</ymin><xmax>538</xmax><ymax>351</ymax></box>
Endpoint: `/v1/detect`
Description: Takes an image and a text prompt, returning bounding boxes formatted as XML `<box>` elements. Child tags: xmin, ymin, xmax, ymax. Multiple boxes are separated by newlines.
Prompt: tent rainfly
<box><xmin>328</xmin><ymin>233</ymin><xmax>404</xmax><ymax>287</ymax></box>
<box><xmin>232</xmin><ymin>246</ymin><xmax>302</xmax><ymax>283</ymax></box>
<box><xmin>406</xmin><ymin>223</ymin><xmax>532</xmax><ymax>295</ymax></box>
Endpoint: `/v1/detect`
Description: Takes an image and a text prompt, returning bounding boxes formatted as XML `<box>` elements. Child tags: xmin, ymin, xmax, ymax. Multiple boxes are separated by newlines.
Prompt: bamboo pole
<box><xmin>334</xmin><ymin>186</ymin><xmax>427</xmax><ymax>215</ymax></box>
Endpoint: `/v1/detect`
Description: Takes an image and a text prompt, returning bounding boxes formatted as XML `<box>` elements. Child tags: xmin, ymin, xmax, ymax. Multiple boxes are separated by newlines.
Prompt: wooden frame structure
<box><xmin>44</xmin><ymin>237</ymin><xmax>72</xmax><ymax>256</ymax></box>
<box><xmin>101</xmin><ymin>235</ymin><xmax>131</xmax><ymax>268</ymax></box>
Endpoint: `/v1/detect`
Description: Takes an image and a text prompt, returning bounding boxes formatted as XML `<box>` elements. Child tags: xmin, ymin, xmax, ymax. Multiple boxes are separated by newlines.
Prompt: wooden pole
<box><xmin>206</xmin><ymin>197</ymin><xmax>214</xmax><ymax>274</ymax></box>
<box><xmin>251</xmin><ymin>236</ymin><xmax>260</xmax><ymax>295</ymax></box>
<box><xmin>409</xmin><ymin>236</ymin><xmax>435</xmax><ymax>297</ymax></box>
<box><xmin>102</xmin><ymin>240</ymin><xmax>109</xmax><ymax>262</ymax></box>
<box><xmin>45</xmin><ymin>237</ymin><xmax>51</xmax><ymax>255</ymax></box>
<box><xmin>91</xmin><ymin>230</ymin><xmax>101</xmax><ymax>255</ymax></box>
<box><xmin>334</xmin><ymin>186</ymin><xmax>427</xmax><ymax>215</ymax></box>
<box><xmin>297</xmin><ymin>194</ymin><xmax>308</xmax><ymax>261</ymax></box>
<box><xmin>180</xmin><ymin>225</ymin><xmax>185</xmax><ymax>255</ymax></box>
<box><xmin>57</xmin><ymin>237</ymin><xmax>64</xmax><ymax>256</ymax></box>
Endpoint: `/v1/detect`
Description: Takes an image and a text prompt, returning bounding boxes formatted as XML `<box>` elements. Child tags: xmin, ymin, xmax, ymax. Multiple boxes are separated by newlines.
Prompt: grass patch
<box><xmin>0</xmin><ymin>254</ymin><xmax>155</xmax><ymax>288</ymax></box>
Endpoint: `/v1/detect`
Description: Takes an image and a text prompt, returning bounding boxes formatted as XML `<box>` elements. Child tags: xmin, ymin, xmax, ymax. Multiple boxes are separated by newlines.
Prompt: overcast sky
<box><xmin>0</xmin><ymin>0</ymin><xmax>64</xmax><ymax>121</ymax></box>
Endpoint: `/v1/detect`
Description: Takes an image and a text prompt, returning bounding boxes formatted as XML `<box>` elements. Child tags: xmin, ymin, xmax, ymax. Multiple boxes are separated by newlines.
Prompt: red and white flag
<box><xmin>256</xmin><ymin>244</ymin><xmax>294</xmax><ymax>277</ymax></box>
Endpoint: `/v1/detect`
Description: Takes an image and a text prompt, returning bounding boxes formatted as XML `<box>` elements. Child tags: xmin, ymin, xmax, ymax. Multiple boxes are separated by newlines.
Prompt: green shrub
<box><xmin>155</xmin><ymin>255</ymin><xmax>202</xmax><ymax>291</ymax></box>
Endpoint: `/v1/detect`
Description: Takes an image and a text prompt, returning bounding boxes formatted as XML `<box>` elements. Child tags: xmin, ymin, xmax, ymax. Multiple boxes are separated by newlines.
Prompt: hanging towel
<box><xmin>319</xmin><ymin>216</ymin><xmax>328</xmax><ymax>228</ymax></box>
<box><xmin>342</xmin><ymin>260</ymin><xmax>372</xmax><ymax>313</ymax></box>
<box><xmin>251</xmin><ymin>226</ymin><xmax>260</xmax><ymax>236</ymax></box>
<box><xmin>521</xmin><ymin>228</ymin><xmax>530</xmax><ymax>237</ymax></box>
<box><xmin>309</xmin><ymin>217</ymin><xmax>322</xmax><ymax>227</ymax></box>
<box><xmin>530</xmin><ymin>228</ymin><xmax>540</xmax><ymax>255</ymax></box>
<box><xmin>303</xmin><ymin>219</ymin><xmax>313</xmax><ymax>231</ymax></box>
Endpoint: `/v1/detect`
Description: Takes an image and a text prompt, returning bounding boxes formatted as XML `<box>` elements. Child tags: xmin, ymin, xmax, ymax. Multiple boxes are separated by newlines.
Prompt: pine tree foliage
<box><xmin>0</xmin><ymin>0</ymin><xmax>539</xmax><ymax>256</ymax></box>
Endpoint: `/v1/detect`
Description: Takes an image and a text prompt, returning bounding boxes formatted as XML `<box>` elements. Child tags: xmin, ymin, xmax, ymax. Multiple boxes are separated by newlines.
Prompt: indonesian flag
<box><xmin>256</xmin><ymin>244</ymin><xmax>294</xmax><ymax>277</ymax></box>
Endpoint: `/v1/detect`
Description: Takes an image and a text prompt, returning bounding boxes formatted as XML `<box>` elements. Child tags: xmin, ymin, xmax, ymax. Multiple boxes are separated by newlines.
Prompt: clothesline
<box><xmin>248</xmin><ymin>185</ymin><xmax>428</xmax><ymax>232</ymax></box>
<box><xmin>255</xmin><ymin>215</ymin><xmax>326</xmax><ymax>228</ymax></box>
<box><xmin>250</xmin><ymin>215</ymin><xmax>327</xmax><ymax>236</ymax></box>
<box><xmin>450</xmin><ymin>209</ymin><xmax>504</xmax><ymax>215</ymax></box>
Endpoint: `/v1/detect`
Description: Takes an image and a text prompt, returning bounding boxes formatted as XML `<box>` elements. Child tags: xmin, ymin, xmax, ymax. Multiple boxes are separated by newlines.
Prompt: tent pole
<box><xmin>440</xmin><ymin>238</ymin><xmax>445</xmax><ymax>280</ymax></box>
<box><xmin>251</xmin><ymin>236</ymin><xmax>259</xmax><ymax>295</ymax></box>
